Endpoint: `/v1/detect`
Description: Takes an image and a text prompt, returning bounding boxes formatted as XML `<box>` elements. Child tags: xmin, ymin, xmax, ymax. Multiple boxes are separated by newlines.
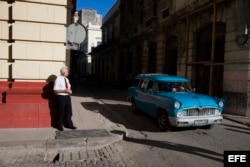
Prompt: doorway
<box><xmin>165</xmin><ymin>37</ymin><xmax>178</xmax><ymax>75</ymax></box>
<box><xmin>195</xmin><ymin>22</ymin><xmax>225</xmax><ymax>97</ymax></box>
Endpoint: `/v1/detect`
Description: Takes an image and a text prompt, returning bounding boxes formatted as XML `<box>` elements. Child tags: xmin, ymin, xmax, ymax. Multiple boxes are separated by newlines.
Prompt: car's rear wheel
<box><xmin>131</xmin><ymin>99</ymin><xmax>138</xmax><ymax>114</ymax></box>
<box><xmin>158</xmin><ymin>110</ymin><xmax>172</xmax><ymax>132</ymax></box>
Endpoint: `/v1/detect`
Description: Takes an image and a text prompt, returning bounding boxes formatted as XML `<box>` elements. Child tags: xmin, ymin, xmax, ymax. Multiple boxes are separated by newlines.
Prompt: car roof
<box><xmin>135</xmin><ymin>73</ymin><xmax>189</xmax><ymax>82</ymax></box>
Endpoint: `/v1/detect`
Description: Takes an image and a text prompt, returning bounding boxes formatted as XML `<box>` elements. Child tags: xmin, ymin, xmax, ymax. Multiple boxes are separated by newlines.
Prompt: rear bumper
<box><xmin>169</xmin><ymin>116</ymin><xmax>223</xmax><ymax>127</ymax></box>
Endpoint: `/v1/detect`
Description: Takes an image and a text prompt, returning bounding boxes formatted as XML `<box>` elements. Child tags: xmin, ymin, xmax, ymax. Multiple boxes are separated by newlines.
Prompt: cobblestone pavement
<box><xmin>0</xmin><ymin>143</ymin><xmax>138</xmax><ymax>167</ymax></box>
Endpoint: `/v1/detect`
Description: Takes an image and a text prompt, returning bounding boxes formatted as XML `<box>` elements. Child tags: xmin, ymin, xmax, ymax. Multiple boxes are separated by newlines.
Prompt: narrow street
<box><xmin>1</xmin><ymin>0</ymin><xmax>250</xmax><ymax>167</ymax></box>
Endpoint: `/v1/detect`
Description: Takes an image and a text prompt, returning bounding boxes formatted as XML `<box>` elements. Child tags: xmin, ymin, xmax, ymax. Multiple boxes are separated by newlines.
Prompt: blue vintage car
<box><xmin>127</xmin><ymin>74</ymin><xmax>225</xmax><ymax>131</ymax></box>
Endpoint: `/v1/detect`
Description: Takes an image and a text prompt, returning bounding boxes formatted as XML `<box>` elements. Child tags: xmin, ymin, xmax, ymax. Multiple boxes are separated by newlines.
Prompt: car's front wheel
<box><xmin>158</xmin><ymin>110</ymin><xmax>172</xmax><ymax>132</ymax></box>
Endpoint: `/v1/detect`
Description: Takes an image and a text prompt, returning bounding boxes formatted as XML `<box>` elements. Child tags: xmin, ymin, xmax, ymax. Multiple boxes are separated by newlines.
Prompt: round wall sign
<box><xmin>67</xmin><ymin>23</ymin><xmax>86</xmax><ymax>44</ymax></box>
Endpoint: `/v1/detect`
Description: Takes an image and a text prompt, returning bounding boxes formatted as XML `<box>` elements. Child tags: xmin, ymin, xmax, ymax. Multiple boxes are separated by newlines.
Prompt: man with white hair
<box><xmin>53</xmin><ymin>66</ymin><xmax>76</xmax><ymax>131</ymax></box>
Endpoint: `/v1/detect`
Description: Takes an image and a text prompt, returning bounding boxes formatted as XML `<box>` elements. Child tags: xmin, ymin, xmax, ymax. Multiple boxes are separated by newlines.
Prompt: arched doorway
<box><xmin>164</xmin><ymin>37</ymin><xmax>178</xmax><ymax>75</ymax></box>
<box><xmin>195</xmin><ymin>22</ymin><xmax>225</xmax><ymax>97</ymax></box>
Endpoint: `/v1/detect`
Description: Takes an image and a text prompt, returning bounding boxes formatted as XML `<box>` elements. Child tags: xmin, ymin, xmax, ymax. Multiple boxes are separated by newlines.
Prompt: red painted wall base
<box><xmin>0</xmin><ymin>81</ymin><xmax>56</xmax><ymax>128</ymax></box>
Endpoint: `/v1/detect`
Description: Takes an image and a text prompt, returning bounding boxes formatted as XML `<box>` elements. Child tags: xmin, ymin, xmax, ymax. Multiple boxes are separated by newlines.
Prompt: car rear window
<box><xmin>133</xmin><ymin>79</ymin><xmax>140</xmax><ymax>87</ymax></box>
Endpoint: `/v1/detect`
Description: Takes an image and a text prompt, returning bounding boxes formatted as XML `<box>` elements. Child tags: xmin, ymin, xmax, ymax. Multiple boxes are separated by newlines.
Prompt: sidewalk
<box><xmin>0</xmin><ymin>82</ymin><xmax>127</xmax><ymax>156</ymax></box>
<box><xmin>0</xmin><ymin>80</ymin><xmax>250</xmax><ymax>155</ymax></box>
<box><xmin>223</xmin><ymin>114</ymin><xmax>250</xmax><ymax>127</ymax></box>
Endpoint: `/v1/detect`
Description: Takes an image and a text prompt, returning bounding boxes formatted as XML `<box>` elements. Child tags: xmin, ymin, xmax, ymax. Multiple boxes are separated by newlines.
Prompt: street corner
<box><xmin>47</xmin><ymin>129</ymin><xmax>125</xmax><ymax>151</ymax></box>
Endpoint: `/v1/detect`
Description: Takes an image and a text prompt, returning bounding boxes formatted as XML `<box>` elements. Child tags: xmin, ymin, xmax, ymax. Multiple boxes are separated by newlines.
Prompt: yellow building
<box><xmin>0</xmin><ymin>0</ymin><xmax>76</xmax><ymax>128</ymax></box>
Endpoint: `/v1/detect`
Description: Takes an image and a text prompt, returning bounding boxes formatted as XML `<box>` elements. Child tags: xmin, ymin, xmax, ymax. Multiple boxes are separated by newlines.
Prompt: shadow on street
<box><xmin>111</xmin><ymin>130</ymin><xmax>223</xmax><ymax>163</ymax></box>
<box><xmin>221</xmin><ymin>123</ymin><xmax>250</xmax><ymax>131</ymax></box>
<box><xmin>75</xmin><ymin>79</ymin><xmax>212</xmax><ymax>132</ymax></box>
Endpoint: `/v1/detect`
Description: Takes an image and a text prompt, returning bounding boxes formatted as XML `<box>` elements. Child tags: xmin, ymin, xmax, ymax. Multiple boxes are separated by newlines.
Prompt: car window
<box><xmin>172</xmin><ymin>82</ymin><xmax>192</xmax><ymax>92</ymax></box>
<box><xmin>147</xmin><ymin>80</ymin><xmax>154</xmax><ymax>90</ymax></box>
<box><xmin>133</xmin><ymin>79</ymin><xmax>140</xmax><ymax>87</ymax></box>
<box><xmin>152</xmin><ymin>82</ymin><xmax>159</xmax><ymax>92</ymax></box>
<box><xmin>158</xmin><ymin>82</ymin><xmax>173</xmax><ymax>92</ymax></box>
<box><xmin>139</xmin><ymin>79</ymin><xmax>148</xmax><ymax>89</ymax></box>
<box><xmin>138</xmin><ymin>79</ymin><xmax>143</xmax><ymax>87</ymax></box>
<box><xmin>158</xmin><ymin>81</ymin><xmax>191</xmax><ymax>92</ymax></box>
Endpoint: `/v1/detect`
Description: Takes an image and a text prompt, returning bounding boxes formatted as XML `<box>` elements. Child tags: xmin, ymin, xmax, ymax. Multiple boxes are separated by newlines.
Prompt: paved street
<box><xmin>83</xmin><ymin>81</ymin><xmax>250</xmax><ymax>167</ymax></box>
<box><xmin>0</xmin><ymin>143</ymin><xmax>136</xmax><ymax>167</ymax></box>
<box><xmin>0</xmin><ymin>80</ymin><xmax>249</xmax><ymax>167</ymax></box>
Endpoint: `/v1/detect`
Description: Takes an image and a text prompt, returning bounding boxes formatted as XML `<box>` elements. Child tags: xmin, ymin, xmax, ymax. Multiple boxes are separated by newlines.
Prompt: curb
<box><xmin>0</xmin><ymin>91</ymin><xmax>129</xmax><ymax>155</ymax></box>
<box><xmin>0</xmin><ymin>131</ymin><xmax>124</xmax><ymax>153</ymax></box>
<box><xmin>223</xmin><ymin>114</ymin><xmax>250</xmax><ymax>127</ymax></box>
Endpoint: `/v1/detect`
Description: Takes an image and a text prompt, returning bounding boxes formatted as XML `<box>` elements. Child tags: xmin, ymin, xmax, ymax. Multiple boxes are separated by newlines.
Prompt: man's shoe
<box><xmin>56</xmin><ymin>126</ymin><xmax>64</xmax><ymax>131</ymax></box>
<box><xmin>66</xmin><ymin>126</ymin><xmax>77</xmax><ymax>130</ymax></box>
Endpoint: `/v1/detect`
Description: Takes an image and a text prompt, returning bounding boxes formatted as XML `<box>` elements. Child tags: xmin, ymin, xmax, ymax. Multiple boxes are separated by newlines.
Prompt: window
<box><xmin>157</xmin><ymin>82</ymin><xmax>191</xmax><ymax>92</ymax></box>
<box><xmin>133</xmin><ymin>79</ymin><xmax>140</xmax><ymax>87</ymax></box>
<box><xmin>162</xmin><ymin>8</ymin><xmax>169</xmax><ymax>18</ymax></box>
<box><xmin>153</xmin><ymin>0</ymin><xmax>157</xmax><ymax>16</ymax></box>
<box><xmin>139</xmin><ymin>79</ymin><xmax>148</xmax><ymax>89</ymax></box>
<box><xmin>152</xmin><ymin>82</ymin><xmax>159</xmax><ymax>92</ymax></box>
<box><xmin>97</xmin><ymin>41</ymin><xmax>102</xmax><ymax>46</ymax></box>
<box><xmin>147</xmin><ymin>80</ymin><xmax>154</xmax><ymax>90</ymax></box>
<box><xmin>158</xmin><ymin>82</ymin><xmax>173</xmax><ymax>92</ymax></box>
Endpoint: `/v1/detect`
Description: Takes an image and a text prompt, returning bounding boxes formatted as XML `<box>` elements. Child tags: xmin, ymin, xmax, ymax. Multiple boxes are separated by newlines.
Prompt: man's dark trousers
<box><xmin>56</xmin><ymin>95</ymin><xmax>73</xmax><ymax>128</ymax></box>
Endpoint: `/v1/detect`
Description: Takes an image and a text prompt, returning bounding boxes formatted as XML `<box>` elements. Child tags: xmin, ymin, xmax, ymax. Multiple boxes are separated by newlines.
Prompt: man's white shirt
<box><xmin>53</xmin><ymin>76</ymin><xmax>71</xmax><ymax>95</ymax></box>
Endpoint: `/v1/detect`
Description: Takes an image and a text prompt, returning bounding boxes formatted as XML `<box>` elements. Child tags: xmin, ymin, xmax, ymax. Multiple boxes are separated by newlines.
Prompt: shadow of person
<box><xmin>42</xmin><ymin>75</ymin><xmax>57</xmax><ymax>128</ymax></box>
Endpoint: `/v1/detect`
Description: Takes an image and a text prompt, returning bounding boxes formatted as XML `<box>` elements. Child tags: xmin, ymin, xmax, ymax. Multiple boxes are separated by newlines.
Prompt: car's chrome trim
<box><xmin>169</xmin><ymin>116</ymin><xmax>223</xmax><ymax>127</ymax></box>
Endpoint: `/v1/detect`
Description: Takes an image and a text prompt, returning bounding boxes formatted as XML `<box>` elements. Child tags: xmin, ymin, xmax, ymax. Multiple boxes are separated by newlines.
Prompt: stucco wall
<box><xmin>0</xmin><ymin>0</ymin><xmax>69</xmax><ymax>81</ymax></box>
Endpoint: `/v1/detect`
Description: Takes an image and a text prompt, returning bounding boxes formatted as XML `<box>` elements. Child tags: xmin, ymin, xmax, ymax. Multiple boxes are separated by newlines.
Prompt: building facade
<box><xmin>92</xmin><ymin>0</ymin><xmax>250</xmax><ymax>117</ymax></box>
<box><xmin>91</xmin><ymin>1</ymin><xmax>121</xmax><ymax>85</ymax></box>
<box><xmin>0</xmin><ymin>0</ymin><xmax>76</xmax><ymax>128</ymax></box>
<box><xmin>76</xmin><ymin>9</ymin><xmax>102</xmax><ymax>76</ymax></box>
